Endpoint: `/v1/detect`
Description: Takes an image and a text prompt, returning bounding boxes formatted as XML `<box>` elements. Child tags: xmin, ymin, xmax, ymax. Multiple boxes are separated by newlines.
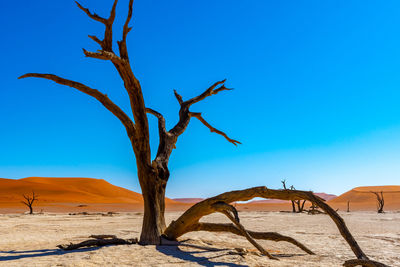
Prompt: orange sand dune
<box><xmin>328</xmin><ymin>185</ymin><xmax>400</xmax><ymax>211</ymax></box>
<box><xmin>0</xmin><ymin>177</ymin><xmax>179</xmax><ymax>213</ymax></box>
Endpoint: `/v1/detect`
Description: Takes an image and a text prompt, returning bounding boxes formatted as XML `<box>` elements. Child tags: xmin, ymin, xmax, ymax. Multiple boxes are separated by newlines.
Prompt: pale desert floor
<box><xmin>0</xmin><ymin>211</ymin><xmax>399</xmax><ymax>267</ymax></box>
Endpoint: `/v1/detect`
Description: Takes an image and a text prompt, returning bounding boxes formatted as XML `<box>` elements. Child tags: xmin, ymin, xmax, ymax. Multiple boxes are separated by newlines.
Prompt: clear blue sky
<box><xmin>1</xmin><ymin>0</ymin><xmax>400</xmax><ymax>197</ymax></box>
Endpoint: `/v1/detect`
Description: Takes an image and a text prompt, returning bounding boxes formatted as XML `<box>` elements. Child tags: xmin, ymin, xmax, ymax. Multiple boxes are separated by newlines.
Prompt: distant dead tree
<box><xmin>347</xmin><ymin>200</ymin><xmax>350</xmax><ymax>213</ymax></box>
<box><xmin>21</xmin><ymin>191</ymin><xmax>38</xmax><ymax>214</ymax></box>
<box><xmin>371</xmin><ymin>191</ymin><xmax>384</xmax><ymax>213</ymax></box>
<box><xmin>281</xmin><ymin>180</ymin><xmax>306</xmax><ymax>213</ymax></box>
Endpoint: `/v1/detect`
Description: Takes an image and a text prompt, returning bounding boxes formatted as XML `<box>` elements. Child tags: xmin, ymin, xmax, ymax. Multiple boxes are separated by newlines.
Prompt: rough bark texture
<box><xmin>21</xmin><ymin>191</ymin><xmax>38</xmax><ymax>215</ymax></box>
<box><xmin>19</xmin><ymin>0</ymin><xmax>238</xmax><ymax>245</ymax></box>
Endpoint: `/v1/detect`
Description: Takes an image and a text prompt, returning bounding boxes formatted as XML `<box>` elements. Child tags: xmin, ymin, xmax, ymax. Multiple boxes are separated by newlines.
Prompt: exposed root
<box><xmin>343</xmin><ymin>259</ymin><xmax>390</xmax><ymax>267</ymax></box>
<box><xmin>57</xmin><ymin>235</ymin><xmax>137</xmax><ymax>250</ymax></box>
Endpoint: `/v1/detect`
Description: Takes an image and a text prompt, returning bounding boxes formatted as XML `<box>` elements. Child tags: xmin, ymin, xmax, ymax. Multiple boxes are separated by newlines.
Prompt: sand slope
<box><xmin>328</xmin><ymin>185</ymin><xmax>400</xmax><ymax>211</ymax></box>
<box><xmin>0</xmin><ymin>177</ymin><xmax>179</xmax><ymax>213</ymax></box>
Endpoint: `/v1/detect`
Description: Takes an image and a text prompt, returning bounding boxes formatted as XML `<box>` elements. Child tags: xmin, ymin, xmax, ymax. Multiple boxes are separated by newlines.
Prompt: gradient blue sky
<box><xmin>1</xmin><ymin>1</ymin><xmax>400</xmax><ymax>197</ymax></box>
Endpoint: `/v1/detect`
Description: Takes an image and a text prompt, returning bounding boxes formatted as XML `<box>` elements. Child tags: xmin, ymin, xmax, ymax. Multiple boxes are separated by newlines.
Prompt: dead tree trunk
<box><xmin>21</xmin><ymin>191</ymin><xmax>38</xmax><ymax>214</ymax></box>
<box><xmin>371</xmin><ymin>191</ymin><xmax>384</xmax><ymax>213</ymax></box>
<box><xmin>347</xmin><ymin>200</ymin><xmax>350</xmax><ymax>213</ymax></box>
<box><xmin>19</xmin><ymin>0</ymin><xmax>239</xmax><ymax>245</ymax></box>
<box><xmin>281</xmin><ymin>180</ymin><xmax>306</xmax><ymax>212</ymax></box>
<box><xmin>281</xmin><ymin>180</ymin><xmax>296</xmax><ymax>212</ymax></box>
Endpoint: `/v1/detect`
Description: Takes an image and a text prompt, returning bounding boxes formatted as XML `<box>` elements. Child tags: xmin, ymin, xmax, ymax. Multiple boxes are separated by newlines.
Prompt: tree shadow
<box><xmin>156</xmin><ymin>245</ymin><xmax>248</xmax><ymax>267</ymax></box>
<box><xmin>0</xmin><ymin>247</ymin><xmax>101</xmax><ymax>261</ymax></box>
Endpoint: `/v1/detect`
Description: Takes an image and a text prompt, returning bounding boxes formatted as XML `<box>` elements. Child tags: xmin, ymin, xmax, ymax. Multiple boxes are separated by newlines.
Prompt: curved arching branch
<box><xmin>18</xmin><ymin>73</ymin><xmax>135</xmax><ymax>138</ymax></box>
<box><xmin>164</xmin><ymin>186</ymin><xmax>369</xmax><ymax>261</ymax></box>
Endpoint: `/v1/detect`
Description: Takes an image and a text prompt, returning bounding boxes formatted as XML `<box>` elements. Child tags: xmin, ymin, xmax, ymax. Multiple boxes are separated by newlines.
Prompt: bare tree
<box><xmin>281</xmin><ymin>180</ymin><xmax>306</xmax><ymax>213</ymax></box>
<box><xmin>20</xmin><ymin>0</ymin><xmax>239</xmax><ymax>245</ymax></box>
<box><xmin>347</xmin><ymin>200</ymin><xmax>350</xmax><ymax>213</ymax></box>
<box><xmin>19</xmin><ymin>1</ymin><xmax>386</xmax><ymax>265</ymax></box>
<box><xmin>371</xmin><ymin>191</ymin><xmax>384</xmax><ymax>213</ymax></box>
<box><xmin>21</xmin><ymin>191</ymin><xmax>38</xmax><ymax>214</ymax></box>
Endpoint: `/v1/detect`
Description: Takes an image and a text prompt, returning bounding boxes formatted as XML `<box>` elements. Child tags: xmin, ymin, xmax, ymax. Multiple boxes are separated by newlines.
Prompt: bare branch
<box><xmin>146</xmin><ymin>108</ymin><xmax>167</xmax><ymax>135</ymax></box>
<box><xmin>76</xmin><ymin>0</ymin><xmax>118</xmax><ymax>52</ymax></box>
<box><xmin>75</xmin><ymin>1</ymin><xmax>108</xmax><ymax>24</ymax></box>
<box><xmin>212</xmin><ymin>202</ymin><xmax>278</xmax><ymax>260</ymax></box>
<box><xmin>173</xmin><ymin>90</ymin><xmax>183</xmax><ymax>105</ymax></box>
<box><xmin>88</xmin><ymin>35</ymin><xmax>102</xmax><ymax>46</ymax></box>
<box><xmin>185</xmin><ymin>79</ymin><xmax>231</xmax><ymax>107</ymax></box>
<box><xmin>118</xmin><ymin>0</ymin><xmax>134</xmax><ymax>59</ymax></box>
<box><xmin>82</xmin><ymin>49</ymin><xmax>121</xmax><ymax>61</ymax></box>
<box><xmin>190</xmin><ymin>112</ymin><xmax>241</xmax><ymax>146</ymax></box>
<box><xmin>18</xmin><ymin>73</ymin><xmax>135</xmax><ymax>137</ymax></box>
<box><xmin>194</xmin><ymin>222</ymin><xmax>314</xmax><ymax>255</ymax></box>
<box><xmin>169</xmin><ymin>80</ymin><xmax>239</xmax><ymax>147</ymax></box>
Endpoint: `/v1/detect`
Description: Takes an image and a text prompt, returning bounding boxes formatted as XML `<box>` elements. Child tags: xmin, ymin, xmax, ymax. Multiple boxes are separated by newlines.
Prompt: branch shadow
<box><xmin>0</xmin><ymin>247</ymin><xmax>101</xmax><ymax>261</ymax></box>
<box><xmin>156</xmin><ymin>245</ymin><xmax>248</xmax><ymax>267</ymax></box>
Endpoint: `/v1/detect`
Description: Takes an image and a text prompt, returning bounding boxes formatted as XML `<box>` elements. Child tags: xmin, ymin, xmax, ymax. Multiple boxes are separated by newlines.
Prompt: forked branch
<box><xmin>169</xmin><ymin>79</ymin><xmax>239</xmax><ymax>146</ymax></box>
<box><xmin>185</xmin><ymin>79</ymin><xmax>232</xmax><ymax>107</ymax></box>
<box><xmin>18</xmin><ymin>73</ymin><xmax>135</xmax><ymax>137</ymax></box>
<box><xmin>76</xmin><ymin>0</ymin><xmax>118</xmax><ymax>52</ymax></box>
<box><xmin>118</xmin><ymin>0</ymin><xmax>134</xmax><ymax>59</ymax></box>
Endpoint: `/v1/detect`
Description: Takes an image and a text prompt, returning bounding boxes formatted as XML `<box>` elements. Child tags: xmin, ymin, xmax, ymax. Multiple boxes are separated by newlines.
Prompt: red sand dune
<box><xmin>1</xmin><ymin>178</ymin><xmax>399</xmax><ymax>213</ymax></box>
<box><xmin>0</xmin><ymin>177</ymin><xmax>179</xmax><ymax>213</ymax></box>
<box><xmin>328</xmin><ymin>185</ymin><xmax>400</xmax><ymax>211</ymax></box>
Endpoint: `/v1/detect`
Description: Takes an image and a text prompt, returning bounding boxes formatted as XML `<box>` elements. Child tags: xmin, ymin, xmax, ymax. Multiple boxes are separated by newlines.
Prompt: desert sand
<box><xmin>2</xmin><ymin>178</ymin><xmax>400</xmax><ymax>214</ymax></box>
<box><xmin>0</xmin><ymin>211</ymin><xmax>398</xmax><ymax>266</ymax></box>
